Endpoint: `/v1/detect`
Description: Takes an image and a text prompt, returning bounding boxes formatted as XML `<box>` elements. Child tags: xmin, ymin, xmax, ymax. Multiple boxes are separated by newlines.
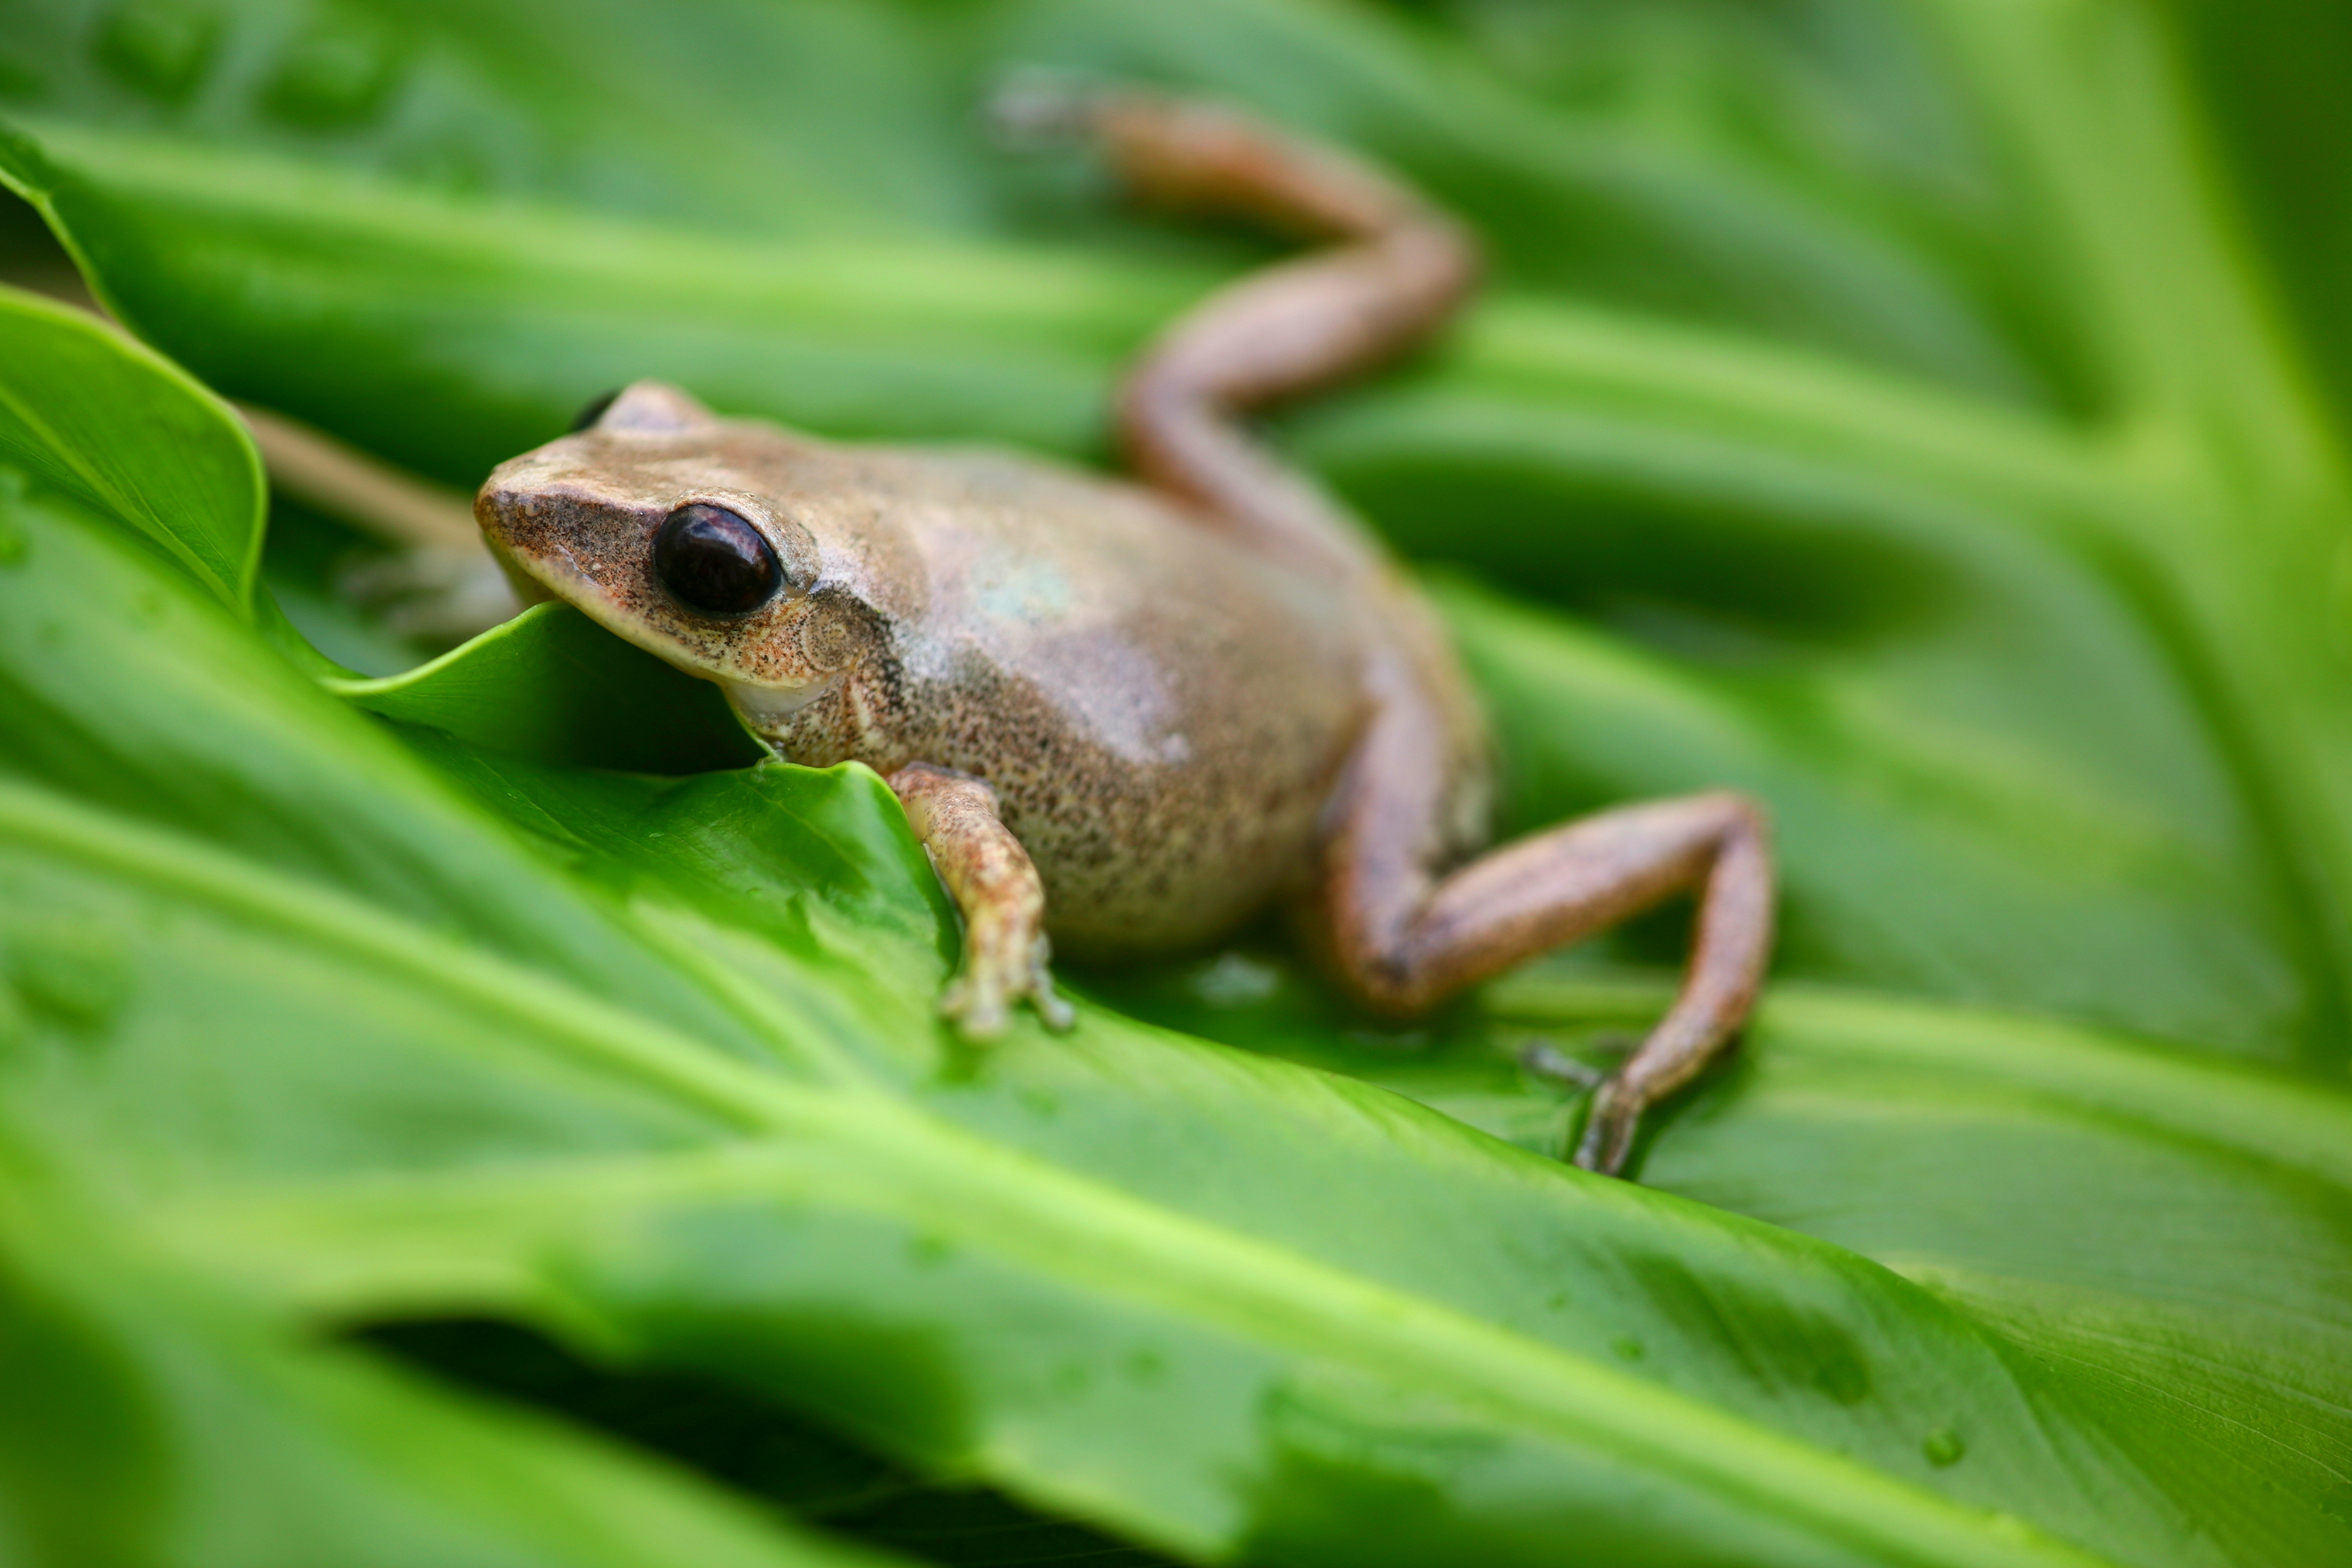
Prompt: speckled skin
<box><xmin>473</xmin><ymin>93</ymin><xmax>1773</xmax><ymax>1178</ymax></box>
<box><xmin>476</xmin><ymin>388</ymin><xmax>1402</xmax><ymax>958</ymax></box>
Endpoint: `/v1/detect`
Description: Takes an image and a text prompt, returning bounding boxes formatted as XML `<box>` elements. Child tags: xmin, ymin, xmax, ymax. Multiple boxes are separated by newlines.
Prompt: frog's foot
<box><xmin>1523</xmin><ymin>1037</ymin><xmax>1662</xmax><ymax>1169</ymax></box>
<box><xmin>1573</xmin><ymin>1076</ymin><xmax>1653</xmax><ymax>1177</ymax></box>
<box><xmin>889</xmin><ymin>763</ymin><xmax>1076</xmax><ymax>1041</ymax></box>
<box><xmin>942</xmin><ymin>933</ymin><xmax>1076</xmax><ymax>1040</ymax></box>
<box><xmin>1519</xmin><ymin>1039</ymin><xmax>1609</xmax><ymax>1091</ymax></box>
<box><xmin>1323</xmin><ymin>786</ymin><xmax>1772</xmax><ymax>1180</ymax></box>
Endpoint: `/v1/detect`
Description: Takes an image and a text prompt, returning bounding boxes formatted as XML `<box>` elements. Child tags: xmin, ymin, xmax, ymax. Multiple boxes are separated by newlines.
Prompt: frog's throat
<box><xmin>717</xmin><ymin>672</ymin><xmax>839</xmax><ymax>734</ymax></box>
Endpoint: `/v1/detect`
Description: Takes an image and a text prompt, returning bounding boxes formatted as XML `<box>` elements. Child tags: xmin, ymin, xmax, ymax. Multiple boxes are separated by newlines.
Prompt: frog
<box><xmin>473</xmin><ymin>90</ymin><xmax>1773</xmax><ymax>1176</ymax></box>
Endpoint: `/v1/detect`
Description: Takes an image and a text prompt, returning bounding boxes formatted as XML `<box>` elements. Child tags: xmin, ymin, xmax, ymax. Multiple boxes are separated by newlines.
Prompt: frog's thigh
<box><xmin>888</xmin><ymin>763</ymin><xmax>1075</xmax><ymax>1037</ymax></box>
<box><xmin>1317</xmin><ymin>697</ymin><xmax>1772</xmax><ymax>1178</ymax></box>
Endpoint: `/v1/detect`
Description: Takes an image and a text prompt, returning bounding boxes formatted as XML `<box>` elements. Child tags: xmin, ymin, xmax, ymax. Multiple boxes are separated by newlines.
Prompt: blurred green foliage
<box><xmin>2</xmin><ymin>2</ymin><xmax>2350</xmax><ymax>1564</ymax></box>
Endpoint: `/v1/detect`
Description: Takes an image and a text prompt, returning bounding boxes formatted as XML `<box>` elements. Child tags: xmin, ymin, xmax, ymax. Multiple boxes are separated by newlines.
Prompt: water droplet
<box><xmin>96</xmin><ymin>0</ymin><xmax>223</xmax><ymax>102</ymax></box>
<box><xmin>1922</xmin><ymin>1427</ymin><xmax>1966</xmax><ymax>1468</ymax></box>
<box><xmin>1611</xmin><ymin>1336</ymin><xmax>1645</xmax><ymax>1362</ymax></box>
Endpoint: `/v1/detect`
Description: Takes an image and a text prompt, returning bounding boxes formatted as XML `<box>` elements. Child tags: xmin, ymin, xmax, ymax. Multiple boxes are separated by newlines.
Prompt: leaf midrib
<box><xmin>0</xmin><ymin>776</ymin><xmax>2113</xmax><ymax>1568</ymax></box>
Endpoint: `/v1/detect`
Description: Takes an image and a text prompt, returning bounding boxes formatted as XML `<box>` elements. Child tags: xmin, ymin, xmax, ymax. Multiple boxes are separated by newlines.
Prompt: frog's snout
<box><xmin>474</xmin><ymin>469</ymin><xmax>629</xmax><ymax>606</ymax></box>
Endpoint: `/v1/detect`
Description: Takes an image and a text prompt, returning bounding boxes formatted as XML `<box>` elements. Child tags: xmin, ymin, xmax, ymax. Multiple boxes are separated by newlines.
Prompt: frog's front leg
<box><xmin>888</xmin><ymin>763</ymin><xmax>1076</xmax><ymax>1038</ymax></box>
<box><xmin>1317</xmin><ymin>679</ymin><xmax>1774</xmax><ymax>1178</ymax></box>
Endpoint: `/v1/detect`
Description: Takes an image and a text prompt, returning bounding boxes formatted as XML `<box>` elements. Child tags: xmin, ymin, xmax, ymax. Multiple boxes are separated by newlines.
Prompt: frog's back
<box><xmin>764</xmin><ymin>441</ymin><xmax>1370</xmax><ymax>955</ymax></box>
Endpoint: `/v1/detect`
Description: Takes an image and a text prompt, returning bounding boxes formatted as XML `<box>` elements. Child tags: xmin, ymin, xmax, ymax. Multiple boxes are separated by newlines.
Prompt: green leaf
<box><xmin>1295</xmin><ymin>309</ymin><xmax>2331</xmax><ymax>1060</ymax></box>
<box><xmin>12</xmin><ymin>0</ymin><xmax>2352</xmax><ymax>1066</ymax></box>
<box><xmin>1</xmin><ymin>283</ymin><xmax>2348</xmax><ymax>1566</ymax></box>
<box><xmin>0</xmin><ymin>1175</ymin><xmax>900</xmax><ymax>1568</ymax></box>
<box><xmin>2155</xmin><ymin>0</ymin><xmax>2352</xmax><ymax>449</ymax></box>
<box><xmin>330</xmin><ymin>601</ymin><xmax>767</xmax><ymax>774</ymax></box>
<box><xmin>0</xmin><ymin>0</ymin><xmax>2054</xmax><ymax>475</ymax></box>
<box><xmin>5</xmin><ymin>5</ymin><xmax>2352</xmax><ymax>1565</ymax></box>
<box><xmin>0</xmin><ymin>279</ymin><xmax>256</xmax><ymax>606</ymax></box>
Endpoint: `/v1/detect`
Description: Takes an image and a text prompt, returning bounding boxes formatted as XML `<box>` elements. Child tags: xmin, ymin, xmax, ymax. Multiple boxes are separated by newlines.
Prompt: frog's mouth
<box><xmin>475</xmin><ymin>506</ymin><xmax>839</xmax><ymax>732</ymax></box>
<box><xmin>714</xmin><ymin>671</ymin><xmax>841</xmax><ymax>733</ymax></box>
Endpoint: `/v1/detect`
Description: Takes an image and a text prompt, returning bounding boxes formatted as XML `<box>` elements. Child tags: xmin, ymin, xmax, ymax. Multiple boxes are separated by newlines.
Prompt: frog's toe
<box><xmin>1021</xmin><ymin>940</ymin><xmax>1076</xmax><ymax>1034</ymax></box>
<box><xmin>940</xmin><ymin>940</ymin><xmax>1074</xmax><ymax>1039</ymax></box>
<box><xmin>1570</xmin><ymin>1077</ymin><xmax>1645</xmax><ymax>1178</ymax></box>
<box><xmin>940</xmin><ymin>972</ymin><xmax>1013</xmax><ymax>1040</ymax></box>
<box><xmin>1034</xmin><ymin>987</ymin><xmax>1076</xmax><ymax>1032</ymax></box>
<box><xmin>1028</xmin><ymin>944</ymin><xmax>1076</xmax><ymax>1033</ymax></box>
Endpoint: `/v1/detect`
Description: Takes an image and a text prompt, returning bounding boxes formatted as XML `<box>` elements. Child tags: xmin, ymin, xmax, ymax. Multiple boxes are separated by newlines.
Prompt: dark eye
<box><xmin>654</xmin><ymin>503</ymin><xmax>782</xmax><ymax>615</ymax></box>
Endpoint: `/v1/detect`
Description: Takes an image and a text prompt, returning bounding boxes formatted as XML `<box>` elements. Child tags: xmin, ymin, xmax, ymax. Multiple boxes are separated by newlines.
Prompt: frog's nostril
<box><xmin>654</xmin><ymin>503</ymin><xmax>781</xmax><ymax>615</ymax></box>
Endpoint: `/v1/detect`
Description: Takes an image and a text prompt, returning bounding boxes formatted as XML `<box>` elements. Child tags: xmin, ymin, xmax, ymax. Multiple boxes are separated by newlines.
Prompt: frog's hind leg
<box><xmin>1318</xmin><ymin>677</ymin><xmax>1775</xmax><ymax>1177</ymax></box>
<box><xmin>998</xmin><ymin>84</ymin><xmax>1478</xmax><ymax>577</ymax></box>
<box><xmin>1008</xmin><ymin>88</ymin><xmax>1773</xmax><ymax>1173</ymax></box>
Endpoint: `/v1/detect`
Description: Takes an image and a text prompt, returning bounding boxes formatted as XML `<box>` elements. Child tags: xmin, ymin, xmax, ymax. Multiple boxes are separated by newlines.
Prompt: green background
<box><xmin>1</xmin><ymin>2</ymin><xmax>2348</xmax><ymax>1563</ymax></box>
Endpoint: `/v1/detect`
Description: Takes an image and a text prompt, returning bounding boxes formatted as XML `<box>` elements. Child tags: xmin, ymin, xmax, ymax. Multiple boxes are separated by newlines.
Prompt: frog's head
<box><xmin>475</xmin><ymin>381</ymin><xmax>884</xmax><ymax>731</ymax></box>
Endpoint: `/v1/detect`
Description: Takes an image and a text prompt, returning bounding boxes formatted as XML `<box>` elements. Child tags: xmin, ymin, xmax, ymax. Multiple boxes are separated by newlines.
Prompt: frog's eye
<box><xmin>654</xmin><ymin>503</ymin><xmax>782</xmax><ymax>615</ymax></box>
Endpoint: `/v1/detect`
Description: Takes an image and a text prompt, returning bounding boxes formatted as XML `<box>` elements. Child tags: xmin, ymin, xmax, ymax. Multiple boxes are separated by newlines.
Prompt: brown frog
<box><xmin>475</xmin><ymin>91</ymin><xmax>1773</xmax><ymax>1175</ymax></box>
